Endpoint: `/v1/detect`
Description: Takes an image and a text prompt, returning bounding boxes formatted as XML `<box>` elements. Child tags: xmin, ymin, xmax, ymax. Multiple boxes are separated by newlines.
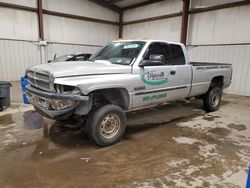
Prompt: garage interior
<box><xmin>0</xmin><ymin>0</ymin><xmax>250</xmax><ymax>187</ymax></box>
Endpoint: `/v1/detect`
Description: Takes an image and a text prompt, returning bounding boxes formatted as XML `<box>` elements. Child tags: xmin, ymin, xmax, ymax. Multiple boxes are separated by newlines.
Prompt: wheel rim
<box><xmin>100</xmin><ymin>114</ymin><xmax>121</xmax><ymax>139</ymax></box>
<box><xmin>212</xmin><ymin>91</ymin><xmax>220</xmax><ymax>108</ymax></box>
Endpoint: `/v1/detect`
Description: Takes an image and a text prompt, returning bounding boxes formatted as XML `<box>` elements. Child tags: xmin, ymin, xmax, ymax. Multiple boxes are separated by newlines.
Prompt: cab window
<box><xmin>143</xmin><ymin>42</ymin><xmax>171</xmax><ymax>65</ymax></box>
<box><xmin>169</xmin><ymin>44</ymin><xmax>185</xmax><ymax>65</ymax></box>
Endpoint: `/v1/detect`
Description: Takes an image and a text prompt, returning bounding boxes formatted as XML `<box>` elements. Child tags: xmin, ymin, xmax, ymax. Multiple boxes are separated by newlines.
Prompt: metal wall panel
<box><xmin>43</xmin><ymin>0</ymin><xmax>119</xmax><ymax>22</ymax></box>
<box><xmin>188</xmin><ymin>5</ymin><xmax>250</xmax><ymax>45</ymax></box>
<box><xmin>0</xmin><ymin>0</ymin><xmax>36</xmax><ymax>7</ymax></box>
<box><xmin>0</xmin><ymin>6</ymin><xmax>40</xmax><ymax>81</ymax></box>
<box><xmin>187</xmin><ymin>3</ymin><xmax>250</xmax><ymax>96</ymax></box>
<box><xmin>0</xmin><ymin>7</ymin><xmax>39</xmax><ymax>40</ymax></box>
<box><xmin>124</xmin><ymin>0</ymin><xmax>182</xmax><ymax>22</ymax></box>
<box><xmin>123</xmin><ymin>17</ymin><xmax>182</xmax><ymax>41</ymax></box>
<box><xmin>0</xmin><ymin>39</ymin><xmax>41</xmax><ymax>81</ymax></box>
<box><xmin>44</xmin><ymin>15</ymin><xmax>119</xmax><ymax>45</ymax></box>
<box><xmin>123</xmin><ymin>0</ymin><xmax>182</xmax><ymax>41</ymax></box>
<box><xmin>188</xmin><ymin>45</ymin><xmax>250</xmax><ymax>96</ymax></box>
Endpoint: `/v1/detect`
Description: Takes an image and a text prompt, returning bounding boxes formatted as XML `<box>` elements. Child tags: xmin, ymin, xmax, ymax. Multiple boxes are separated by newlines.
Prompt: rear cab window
<box><xmin>168</xmin><ymin>44</ymin><xmax>185</xmax><ymax>65</ymax></box>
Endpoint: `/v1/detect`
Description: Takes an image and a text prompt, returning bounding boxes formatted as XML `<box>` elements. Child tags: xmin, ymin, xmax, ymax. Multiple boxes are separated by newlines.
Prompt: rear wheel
<box><xmin>203</xmin><ymin>87</ymin><xmax>222</xmax><ymax>112</ymax></box>
<box><xmin>86</xmin><ymin>104</ymin><xmax>126</xmax><ymax>147</ymax></box>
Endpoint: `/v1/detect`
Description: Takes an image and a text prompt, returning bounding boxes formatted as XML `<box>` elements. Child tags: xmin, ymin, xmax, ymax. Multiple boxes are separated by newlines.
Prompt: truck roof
<box><xmin>112</xmin><ymin>39</ymin><xmax>183</xmax><ymax>45</ymax></box>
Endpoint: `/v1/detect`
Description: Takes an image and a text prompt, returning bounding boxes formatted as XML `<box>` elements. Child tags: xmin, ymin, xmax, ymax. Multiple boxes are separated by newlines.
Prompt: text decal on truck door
<box><xmin>142</xmin><ymin>71</ymin><xmax>168</xmax><ymax>85</ymax></box>
<box><xmin>143</xmin><ymin>93</ymin><xmax>167</xmax><ymax>101</ymax></box>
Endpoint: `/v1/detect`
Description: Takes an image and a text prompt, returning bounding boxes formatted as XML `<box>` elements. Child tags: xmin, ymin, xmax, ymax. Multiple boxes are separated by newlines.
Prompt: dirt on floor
<box><xmin>0</xmin><ymin>94</ymin><xmax>249</xmax><ymax>188</ymax></box>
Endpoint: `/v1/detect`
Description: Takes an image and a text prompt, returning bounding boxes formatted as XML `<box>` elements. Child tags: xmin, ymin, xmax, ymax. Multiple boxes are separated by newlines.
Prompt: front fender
<box><xmin>54</xmin><ymin>74</ymin><xmax>137</xmax><ymax>95</ymax></box>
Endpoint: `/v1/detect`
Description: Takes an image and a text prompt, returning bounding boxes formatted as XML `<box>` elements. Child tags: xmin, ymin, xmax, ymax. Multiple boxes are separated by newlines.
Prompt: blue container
<box><xmin>247</xmin><ymin>165</ymin><xmax>250</xmax><ymax>188</ymax></box>
<box><xmin>21</xmin><ymin>76</ymin><xmax>30</xmax><ymax>104</ymax></box>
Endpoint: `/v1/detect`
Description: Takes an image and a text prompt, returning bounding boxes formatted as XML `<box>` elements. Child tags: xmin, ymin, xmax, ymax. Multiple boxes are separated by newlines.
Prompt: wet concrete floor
<box><xmin>0</xmin><ymin>94</ymin><xmax>249</xmax><ymax>187</ymax></box>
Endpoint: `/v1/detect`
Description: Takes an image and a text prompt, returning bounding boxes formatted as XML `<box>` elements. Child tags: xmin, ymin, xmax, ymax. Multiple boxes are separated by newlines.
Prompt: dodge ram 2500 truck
<box><xmin>26</xmin><ymin>40</ymin><xmax>232</xmax><ymax>146</ymax></box>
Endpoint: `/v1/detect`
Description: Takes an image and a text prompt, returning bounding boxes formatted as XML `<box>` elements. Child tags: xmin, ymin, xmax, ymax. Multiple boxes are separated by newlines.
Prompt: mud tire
<box><xmin>203</xmin><ymin>87</ymin><xmax>222</xmax><ymax>112</ymax></box>
<box><xmin>86</xmin><ymin>104</ymin><xmax>126</xmax><ymax>147</ymax></box>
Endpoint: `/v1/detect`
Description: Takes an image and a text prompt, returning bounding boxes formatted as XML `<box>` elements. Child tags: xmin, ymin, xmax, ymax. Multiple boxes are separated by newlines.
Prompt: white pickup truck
<box><xmin>26</xmin><ymin>40</ymin><xmax>232</xmax><ymax>146</ymax></box>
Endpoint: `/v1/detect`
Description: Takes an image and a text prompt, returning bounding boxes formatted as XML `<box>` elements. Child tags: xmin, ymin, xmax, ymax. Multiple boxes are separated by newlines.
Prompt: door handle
<box><xmin>170</xmin><ymin>70</ymin><xmax>176</xmax><ymax>75</ymax></box>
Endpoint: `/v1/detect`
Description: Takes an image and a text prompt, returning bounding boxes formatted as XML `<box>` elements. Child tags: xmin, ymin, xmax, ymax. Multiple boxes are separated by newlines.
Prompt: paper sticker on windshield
<box><xmin>123</xmin><ymin>44</ymin><xmax>140</xmax><ymax>49</ymax></box>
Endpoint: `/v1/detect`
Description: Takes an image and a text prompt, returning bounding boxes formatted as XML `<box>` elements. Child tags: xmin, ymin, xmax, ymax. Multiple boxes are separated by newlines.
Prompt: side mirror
<box><xmin>139</xmin><ymin>54</ymin><xmax>164</xmax><ymax>67</ymax></box>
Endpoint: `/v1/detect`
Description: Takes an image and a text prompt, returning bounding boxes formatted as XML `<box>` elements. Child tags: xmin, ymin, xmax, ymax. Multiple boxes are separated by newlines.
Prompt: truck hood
<box><xmin>28</xmin><ymin>60</ymin><xmax>132</xmax><ymax>78</ymax></box>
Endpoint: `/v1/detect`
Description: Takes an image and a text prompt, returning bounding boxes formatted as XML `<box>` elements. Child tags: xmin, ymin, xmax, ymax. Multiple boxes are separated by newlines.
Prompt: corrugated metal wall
<box><xmin>42</xmin><ymin>0</ymin><xmax>119</xmax><ymax>61</ymax></box>
<box><xmin>0</xmin><ymin>39</ymin><xmax>41</xmax><ymax>80</ymax></box>
<box><xmin>187</xmin><ymin>2</ymin><xmax>250</xmax><ymax>96</ymax></box>
<box><xmin>124</xmin><ymin>0</ymin><xmax>182</xmax><ymax>21</ymax></box>
<box><xmin>123</xmin><ymin>17</ymin><xmax>181</xmax><ymax>41</ymax></box>
<box><xmin>188</xmin><ymin>3</ymin><xmax>250</xmax><ymax>45</ymax></box>
<box><xmin>0</xmin><ymin>0</ymin><xmax>119</xmax><ymax>81</ymax></box>
<box><xmin>123</xmin><ymin>0</ymin><xmax>182</xmax><ymax>41</ymax></box>
<box><xmin>188</xmin><ymin>45</ymin><xmax>250</xmax><ymax>96</ymax></box>
<box><xmin>122</xmin><ymin>0</ymin><xmax>250</xmax><ymax>96</ymax></box>
<box><xmin>0</xmin><ymin>0</ymin><xmax>39</xmax><ymax>81</ymax></box>
<box><xmin>43</xmin><ymin>0</ymin><xmax>118</xmax><ymax>22</ymax></box>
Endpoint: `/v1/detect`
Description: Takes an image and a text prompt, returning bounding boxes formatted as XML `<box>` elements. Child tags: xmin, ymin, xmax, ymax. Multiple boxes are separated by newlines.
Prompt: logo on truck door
<box><xmin>142</xmin><ymin>71</ymin><xmax>168</xmax><ymax>85</ymax></box>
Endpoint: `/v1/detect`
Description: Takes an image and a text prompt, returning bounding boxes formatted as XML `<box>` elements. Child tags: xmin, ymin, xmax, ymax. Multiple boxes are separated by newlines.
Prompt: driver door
<box><xmin>133</xmin><ymin>42</ymin><xmax>192</xmax><ymax>108</ymax></box>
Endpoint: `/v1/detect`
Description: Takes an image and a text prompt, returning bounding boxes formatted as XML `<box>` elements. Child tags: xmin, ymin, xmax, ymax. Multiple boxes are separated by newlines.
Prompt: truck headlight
<box><xmin>49</xmin><ymin>73</ymin><xmax>55</xmax><ymax>91</ymax></box>
<box><xmin>38</xmin><ymin>98</ymin><xmax>51</xmax><ymax>110</ymax></box>
<box><xmin>51</xmin><ymin>99</ymin><xmax>76</xmax><ymax>110</ymax></box>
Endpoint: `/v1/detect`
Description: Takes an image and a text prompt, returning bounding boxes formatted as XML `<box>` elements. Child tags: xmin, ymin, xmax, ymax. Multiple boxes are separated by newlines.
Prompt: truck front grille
<box><xmin>28</xmin><ymin>70</ymin><xmax>53</xmax><ymax>92</ymax></box>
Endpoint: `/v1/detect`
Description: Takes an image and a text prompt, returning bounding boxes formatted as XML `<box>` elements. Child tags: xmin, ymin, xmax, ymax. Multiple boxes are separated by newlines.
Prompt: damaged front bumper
<box><xmin>26</xmin><ymin>85</ymin><xmax>89</xmax><ymax>119</ymax></box>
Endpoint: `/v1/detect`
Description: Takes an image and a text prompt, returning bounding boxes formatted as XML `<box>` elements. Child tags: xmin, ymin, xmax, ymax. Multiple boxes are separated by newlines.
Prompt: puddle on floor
<box><xmin>209</xmin><ymin>127</ymin><xmax>231</xmax><ymax>137</ymax></box>
<box><xmin>0</xmin><ymin>114</ymin><xmax>15</xmax><ymax>126</ymax></box>
<box><xmin>227</xmin><ymin>123</ymin><xmax>247</xmax><ymax>131</ymax></box>
<box><xmin>0</xmin><ymin>99</ymin><xmax>249</xmax><ymax>187</ymax></box>
<box><xmin>203</xmin><ymin>115</ymin><xmax>221</xmax><ymax>122</ymax></box>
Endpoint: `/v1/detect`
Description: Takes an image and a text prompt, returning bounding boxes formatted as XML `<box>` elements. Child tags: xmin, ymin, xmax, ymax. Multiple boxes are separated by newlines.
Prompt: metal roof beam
<box><xmin>189</xmin><ymin>0</ymin><xmax>250</xmax><ymax>14</ymax></box>
<box><xmin>123</xmin><ymin>0</ymin><xmax>166</xmax><ymax>10</ymax></box>
<box><xmin>0</xmin><ymin>1</ymin><xmax>37</xmax><ymax>12</ymax></box>
<box><xmin>88</xmin><ymin>0</ymin><xmax>122</xmax><ymax>13</ymax></box>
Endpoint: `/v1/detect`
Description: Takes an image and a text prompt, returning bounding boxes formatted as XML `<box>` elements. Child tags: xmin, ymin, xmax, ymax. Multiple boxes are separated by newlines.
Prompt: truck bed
<box><xmin>188</xmin><ymin>61</ymin><xmax>232</xmax><ymax>98</ymax></box>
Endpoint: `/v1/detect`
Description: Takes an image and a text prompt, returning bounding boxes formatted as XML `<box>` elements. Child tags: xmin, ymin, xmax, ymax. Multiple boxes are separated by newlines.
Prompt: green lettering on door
<box><xmin>143</xmin><ymin>93</ymin><xmax>167</xmax><ymax>101</ymax></box>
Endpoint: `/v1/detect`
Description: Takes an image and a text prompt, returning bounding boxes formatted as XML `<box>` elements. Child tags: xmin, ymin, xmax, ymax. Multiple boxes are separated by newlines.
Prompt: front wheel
<box><xmin>203</xmin><ymin>87</ymin><xmax>222</xmax><ymax>112</ymax></box>
<box><xmin>86</xmin><ymin>104</ymin><xmax>127</xmax><ymax>147</ymax></box>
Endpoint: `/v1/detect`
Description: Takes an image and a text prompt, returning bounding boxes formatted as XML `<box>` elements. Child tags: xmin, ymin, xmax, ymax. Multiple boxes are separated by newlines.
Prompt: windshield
<box><xmin>90</xmin><ymin>41</ymin><xmax>146</xmax><ymax>65</ymax></box>
<box><xmin>53</xmin><ymin>54</ymin><xmax>73</xmax><ymax>62</ymax></box>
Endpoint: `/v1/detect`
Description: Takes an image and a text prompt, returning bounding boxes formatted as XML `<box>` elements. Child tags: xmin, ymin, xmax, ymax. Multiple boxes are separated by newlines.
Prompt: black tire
<box><xmin>86</xmin><ymin>104</ymin><xmax>127</xmax><ymax>147</ymax></box>
<box><xmin>203</xmin><ymin>87</ymin><xmax>222</xmax><ymax>112</ymax></box>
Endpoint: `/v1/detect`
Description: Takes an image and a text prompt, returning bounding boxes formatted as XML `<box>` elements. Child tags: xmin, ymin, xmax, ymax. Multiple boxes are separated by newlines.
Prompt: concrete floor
<box><xmin>0</xmin><ymin>93</ymin><xmax>249</xmax><ymax>187</ymax></box>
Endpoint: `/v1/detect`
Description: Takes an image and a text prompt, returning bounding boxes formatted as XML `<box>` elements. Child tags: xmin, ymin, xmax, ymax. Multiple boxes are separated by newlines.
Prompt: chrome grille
<box><xmin>28</xmin><ymin>70</ymin><xmax>53</xmax><ymax>92</ymax></box>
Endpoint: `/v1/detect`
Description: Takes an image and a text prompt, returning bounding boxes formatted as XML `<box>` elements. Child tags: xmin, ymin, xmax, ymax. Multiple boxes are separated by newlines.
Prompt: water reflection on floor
<box><xmin>0</xmin><ymin>96</ymin><xmax>249</xmax><ymax>187</ymax></box>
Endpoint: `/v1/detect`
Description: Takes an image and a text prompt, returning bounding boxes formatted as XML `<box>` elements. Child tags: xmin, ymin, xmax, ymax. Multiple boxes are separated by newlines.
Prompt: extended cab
<box><xmin>26</xmin><ymin>40</ymin><xmax>232</xmax><ymax>146</ymax></box>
